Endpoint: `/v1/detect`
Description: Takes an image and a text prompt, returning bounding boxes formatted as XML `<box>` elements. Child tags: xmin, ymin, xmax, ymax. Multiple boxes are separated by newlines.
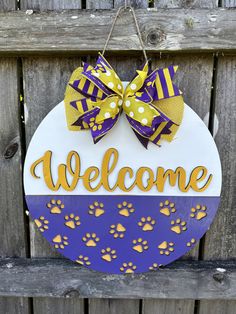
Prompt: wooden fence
<box><xmin>0</xmin><ymin>0</ymin><xmax>235</xmax><ymax>313</ymax></box>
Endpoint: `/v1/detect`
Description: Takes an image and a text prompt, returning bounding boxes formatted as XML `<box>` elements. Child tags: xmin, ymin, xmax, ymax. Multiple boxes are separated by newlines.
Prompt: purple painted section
<box><xmin>26</xmin><ymin>195</ymin><xmax>220</xmax><ymax>274</ymax></box>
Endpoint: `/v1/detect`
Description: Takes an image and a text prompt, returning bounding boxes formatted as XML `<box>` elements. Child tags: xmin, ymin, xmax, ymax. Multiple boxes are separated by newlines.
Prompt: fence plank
<box><xmin>23</xmin><ymin>57</ymin><xmax>84</xmax><ymax>314</ymax></box>
<box><xmin>154</xmin><ymin>0</ymin><xmax>218</xmax><ymax>8</ymax></box>
<box><xmin>0</xmin><ymin>258</ymin><xmax>236</xmax><ymax>299</ymax></box>
<box><xmin>1</xmin><ymin>8</ymin><xmax>236</xmax><ymax>53</ymax></box>
<box><xmin>0</xmin><ymin>58</ymin><xmax>30</xmax><ymax>313</ymax></box>
<box><xmin>199</xmin><ymin>0</ymin><xmax>236</xmax><ymax>312</ymax></box>
<box><xmin>21</xmin><ymin>0</ymin><xmax>81</xmax><ymax>10</ymax></box>
<box><xmin>199</xmin><ymin>55</ymin><xmax>236</xmax><ymax>314</ymax></box>
<box><xmin>0</xmin><ymin>0</ymin><xmax>16</xmax><ymax>10</ymax></box>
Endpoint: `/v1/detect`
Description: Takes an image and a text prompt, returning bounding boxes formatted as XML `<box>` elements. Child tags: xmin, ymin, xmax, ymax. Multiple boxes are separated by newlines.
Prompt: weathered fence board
<box><xmin>0</xmin><ymin>258</ymin><xmax>236</xmax><ymax>299</ymax></box>
<box><xmin>0</xmin><ymin>58</ymin><xmax>30</xmax><ymax>313</ymax></box>
<box><xmin>0</xmin><ymin>8</ymin><xmax>236</xmax><ymax>53</ymax></box>
<box><xmin>21</xmin><ymin>0</ymin><xmax>81</xmax><ymax>10</ymax></box>
<box><xmin>198</xmin><ymin>0</ymin><xmax>236</xmax><ymax>312</ymax></box>
<box><xmin>23</xmin><ymin>57</ymin><xmax>84</xmax><ymax>314</ymax></box>
<box><xmin>154</xmin><ymin>0</ymin><xmax>218</xmax><ymax>8</ymax></box>
<box><xmin>0</xmin><ymin>3</ymin><xmax>29</xmax><ymax>314</ymax></box>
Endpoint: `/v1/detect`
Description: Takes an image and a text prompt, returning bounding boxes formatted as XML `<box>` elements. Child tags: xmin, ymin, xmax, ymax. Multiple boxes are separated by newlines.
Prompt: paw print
<box><xmin>190</xmin><ymin>205</ymin><xmax>207</xmax><ymax>220</ymax></box>
<box><xmin>132</xmin><ymin>238</ymin><xmax>148</xmax><ymax>253</ymax></box>
<box><xmin>34</xmin><ymin>216</ymin><xmax>49</xmax><ymax>232</ymax></box>
<box><xmin>170</xmin><ymin>218</ymin><xmax>187</xmax><ymax>234</ymax></box>
<box><xmin>109</xmin><ymin>223</ymin><xmax>126</xmax><ymax>238</ymax></box>
<box><xmin>101</xmin><ymin>248</ymin><xmax>117</xmax><ymax>262</ymax></box>
<box><xmin>89</xmin><ymin>117</ymin><xmax>103</xmax><ymax>132</ymax></box>
<box><xmin>159</xmin><ymin>200</ymin><xmax>176</xmax><ymax>216</ymax></box>
<box><xmin>117</xmin><ymin>201</ymin><xmax>135</xmax><ymax>217</ymax></box>
<box><xmin>88</xmin><ymin>201</ymin><xmax>105</xmax><ymax>217</ymax></box>
<box><xmin>82</xmin><ymin>233</ymin><xmax>100</xmax><ymax>247</ymax></box>
<box><xmin>64</xmin><ymin>214</ymin><xmax>81</xmax><ymax>229</ymax></box>
<box><xmin>52</xmin><ymin>234</ymin><xmax>68</xmax><ymax>249</ymax></box>
<box><xmin>158</xmin><ymin>241</ymin><xmax>174</xmax><ymax>255</ymax></box>
<box><xmin>149</xmin><ymin>263</ymin><xmax>159</xmax><ymax>271</ymax></box>
<box><xmin>76</xmin><ymin>255</ymin><xmax>91</xmax><ymax>266</ymax></box>
<box><xmin>120</xmin><ymin>262</ymin><xmax>137</xmax><ymax>274</ymax></box>
<box><xmin>47</xmin><ymin>199</ymin><xmax>64</xmax><ymax>214</ymax></box>
<box><xmin>138</xmin><ymin>216</ymin><xmax>156</xmax><ymax>231</ymax></box>
<box><xmin>187</xmin><ymin>238</ymin><xmax>196</xmax><ymax>247</ymax></box>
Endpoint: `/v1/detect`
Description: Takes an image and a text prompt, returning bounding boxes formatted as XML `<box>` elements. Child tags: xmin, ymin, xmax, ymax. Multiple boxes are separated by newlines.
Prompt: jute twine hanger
<box><xmin>102</xmin><ymin>0</ymin><xmax>148</xmax><ymax>63</ymax></box>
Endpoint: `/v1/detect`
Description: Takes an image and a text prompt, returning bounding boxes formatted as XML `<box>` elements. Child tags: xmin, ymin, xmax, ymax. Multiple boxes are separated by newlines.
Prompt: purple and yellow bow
<box><xmin>64</xmin><ymin>53</ymin><xmax>184</xmax><ymax>148</ymax></box>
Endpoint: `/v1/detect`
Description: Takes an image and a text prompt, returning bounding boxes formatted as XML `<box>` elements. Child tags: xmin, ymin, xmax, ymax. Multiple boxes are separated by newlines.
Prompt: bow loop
<box><xmin>64</xmin><ymin>54</ymin><xmax>184</xmax><ymax>147</ymax></box>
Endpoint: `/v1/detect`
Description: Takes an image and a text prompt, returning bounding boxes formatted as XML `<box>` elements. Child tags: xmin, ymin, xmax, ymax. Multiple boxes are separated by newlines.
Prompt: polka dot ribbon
<box><xmin>64</xmin><ymin>53</ymin><xmax>184</xmax><ymax>148</ymax></box>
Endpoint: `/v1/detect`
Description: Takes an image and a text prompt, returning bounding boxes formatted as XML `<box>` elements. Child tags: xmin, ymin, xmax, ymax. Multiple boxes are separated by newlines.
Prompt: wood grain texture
<box><xmin>114</xmin><ymin>0</ymin><xmax>148</xmax><ymax>8</ymax></box>
<box><xmin>198</xmin><ymin>56</ymin><xmax>236</xmax><ymax>314</ymax></box>
<box><xmin>23</xmin><ymin>57</ymin><xmax>84</xmax><ymax>313</ymax></box>
<box><xmin>87</xmin><ymin>0</ymin><xmax>113</xmax><ymax>9</ymax></box>
<box><xmin>1</xmin><ymin>9</ymin><xmax>236</xmax><ymax>53</ymax></box>
<box><xmin>21</xmin><ymin>0</ymin><xmax>81</xmax><ymax>10</ymax></box>
<box><xmin>154</xmin><ymin>0</ymin><xmax>218</xmax><ymax>8</ymax></box>
<box><xmin>0</xmin><ymin>58</ymin><xmax>30</xmax><ymax>313</ymax></box>
<box><xmin>0</xmin><ymin>0</ymin><xmax>16</xmax><ymax>10</ymax></box>
<box><xmin>89</xmin><ymin>299</ymin><xmax>140</xmax><ymax>314</ymax></box>
<box><xmin>0</xmin><ymin>258</ymin><xmax>236</xmax><ymax>299</ymax></box>
<box><xmin>198</xmin><ymin>0</ymin><xmax>236</xmax><ymax>312</ymax></box>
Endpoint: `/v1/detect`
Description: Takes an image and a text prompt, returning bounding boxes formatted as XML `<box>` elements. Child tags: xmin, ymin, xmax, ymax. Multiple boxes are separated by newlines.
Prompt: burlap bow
<box><xmin>64</xmin><ymin>53</ymin><xmax>184</xmax><ymax>148</ymax></box>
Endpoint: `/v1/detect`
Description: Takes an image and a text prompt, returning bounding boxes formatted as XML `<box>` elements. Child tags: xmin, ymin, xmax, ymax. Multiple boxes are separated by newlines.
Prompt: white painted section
<box><xmin>24</xmin><ymin>94</ymin><xmax>221</xmax><ymax>197</ymax></box>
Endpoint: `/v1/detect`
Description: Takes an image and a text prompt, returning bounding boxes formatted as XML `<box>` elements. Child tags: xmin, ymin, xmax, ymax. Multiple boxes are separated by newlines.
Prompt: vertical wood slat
<box><xmin>0</xmin><ymin>2</ymin><xmax>29</xmax><ymax>314</ymax></box>
<box><xmin>199</xmin><ymin>56</ymin><xmax>236</xmax><ymax>314</ymax></box>
<box><xmin>23</xmin><ymin>57</ymin><xmax>84</xmax><ymax>314</ymax></box>
<box><xmin>21</xmin><ymin>0</ymin><xmax>81</xmax><ymax>10</ymax></box>
<box><xmin>0</xmin><ymin>58</ymin><xmax>29</xmax><ymax>313</ymax></box>
<box><xmin>154</xmin><ymin>0</ymin><xmax>218</xmax><ymax>8</ymax></box>
<box><xmin>0</xmin><ymin>0</ymin><xmax>16</xmax><ymax>10</ymax></box>
<box><xmin>199</xmin><ymin>1</ymin><xmax>236</xmax><ymax>313</ymax></box>
<box><xmin>22</xmin><ymin>5</ymin><xmax>84</xmax><ymax>314</ymax></box>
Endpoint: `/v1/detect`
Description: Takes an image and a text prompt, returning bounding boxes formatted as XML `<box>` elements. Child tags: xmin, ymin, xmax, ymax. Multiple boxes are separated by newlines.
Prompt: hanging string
<box><xmin>102</xmin><ymin>2</ymin><xmax>148</xmax><ymax>63</ymax></box>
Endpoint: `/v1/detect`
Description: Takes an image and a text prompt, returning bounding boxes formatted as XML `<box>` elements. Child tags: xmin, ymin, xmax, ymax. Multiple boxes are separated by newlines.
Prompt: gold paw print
<box><xmin>190</xmin><ymin>205</ymin><xmax>207</xmax><ymax>220</ymax></box>
<box><xmin>34</xmin><ymin>216</ymin><xmax>49</xmax><ymax>232</ymax></box>
<box><xmin>89</xmin><ymin>117</ymin><xmax>103</xmax><ymax>132</ymax></box>
<box><xmin>187</xmin><ymin>238</ymin><xmax>196</xmax><ymax>247</ymax></box>
<box><xmin>158</xmin><ymin>241</ymin><xmax>174</xmax><ymax>255</ymax></box>
<box><xmin>101</xmin><ymin>248</ymin><xmax>117</xmax><ymax>262</ymax></box>
<box><xmin>47</xmin><ymin>199</ymin><xmax>64</xmax><ymax>214</ymax></box>
<box><xmin>171</xmin><ymin>218</ymin><xmax>187</xmax><ymax>234</ymax></box>
<box><xmin>64</xmin><ymin>214</ymin><xmax>81</xmax><ymax>229</ymax></box>
<box><xmin>138</xmin><ymin>216</ymin><xmax>156</xmax><ymax>231</ymax></box>
<box><xmin>76</xmin><ymin>255</ymin><xmax>91</xmax><ymax>266</ymax></box>
<box><xmin>132</xmin><ymin>238</ymin><xmax>148</xmax><ymax>253</ymax></box>
<box><xmin>109</xmin><ymin>223</ymin><xmax>126</xmax><ymax>238</ymax></box>
<box><xmin>160</xmin><ymin>200</ymin><xmax>176</xmax><ymax>216</ymax></box>
<box><xmin>52</xmin><ymin>234</ymin><xmax>68</xmax><ymax>249</ymax></box>
<box><xmin>88</xmin><ymin>201</ymin><xmax>105</xmax><ymax>217</ymax></box>
<box><xmin>120</xmin><ymin>262</ymin><xmax>137</xmax><ymax>274</ymax></box>
<box><xmin>117</xmin><ymin>201</ymin><xmax>135</xmax><ymax>217</ymax></box>
<box><xmin>149</xmin><ymin>263</ymin><xmax>159</xmax><ymax>271</ymax></box>
<box><xmin>82</xmin><ymin>233</ymin><xmax>100</xmax><ymax>247</ymax></box>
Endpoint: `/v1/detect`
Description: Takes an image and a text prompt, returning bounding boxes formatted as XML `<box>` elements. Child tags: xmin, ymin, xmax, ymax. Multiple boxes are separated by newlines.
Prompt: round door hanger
<box><xmin>24</xmin><ymin>57</ymin><xmax>221</xmax><ymax>274</ymax></box>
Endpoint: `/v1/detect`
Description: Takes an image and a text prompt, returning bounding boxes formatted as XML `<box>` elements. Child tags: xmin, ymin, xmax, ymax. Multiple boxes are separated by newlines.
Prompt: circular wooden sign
<box><xmin>24</xmin><ymin>100</ymin><xmax>221</xmax><ymax>274</ymax></box>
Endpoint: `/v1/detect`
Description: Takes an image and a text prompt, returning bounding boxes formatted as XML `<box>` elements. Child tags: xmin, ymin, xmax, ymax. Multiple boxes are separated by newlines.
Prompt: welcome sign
<box><xmin>24</xmin><ymin>56</ymin><xmax>221</xmax><ymax>274</ymax></box>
